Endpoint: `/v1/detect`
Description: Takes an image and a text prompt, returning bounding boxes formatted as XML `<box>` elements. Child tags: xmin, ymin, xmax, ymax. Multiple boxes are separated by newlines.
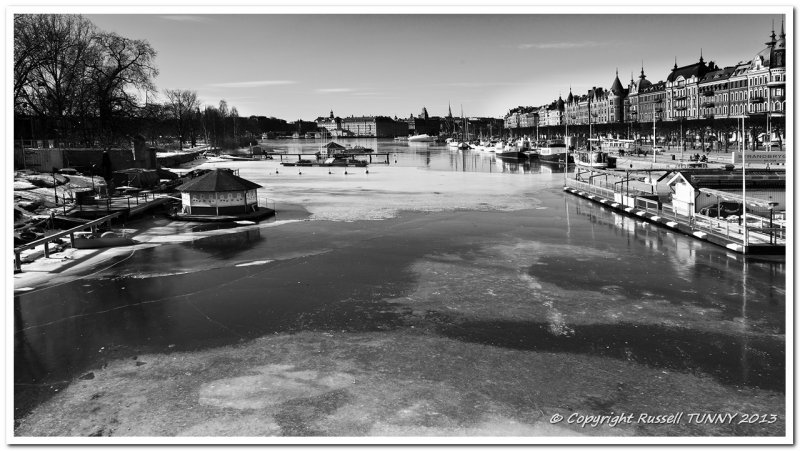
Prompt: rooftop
<box><xmin>177</xmin><ymin>169</ymin><xmax>262</xmax><ymax>193</ymax></box>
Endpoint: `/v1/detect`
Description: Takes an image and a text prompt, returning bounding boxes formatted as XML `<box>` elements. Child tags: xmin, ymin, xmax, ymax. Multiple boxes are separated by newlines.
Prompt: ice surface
<box><xmin>194</xmin><ymin>160</ymin><xmax>550</xmax><ymax>222</ymax></box>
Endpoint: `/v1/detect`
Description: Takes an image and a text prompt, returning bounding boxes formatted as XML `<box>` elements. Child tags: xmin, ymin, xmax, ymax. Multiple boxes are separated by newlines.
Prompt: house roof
<box><xmin>666</xmin><ymin>169</ymin><xmax>785</xmax><ymax>190</ymax></box>
<box><xmin>177</xmin><ymin>169</ymin><xmax>262</xmax><ymax>192</ymax></box>
<box><xmin>667</xmin><ymin>60</ymin><xmax>711</xmax><ymax>83</ymax></box>
<box><xmin>700</xmin><ymin>66</ymin><xmax>736</xmax><ymax>84</ymax></box>
<box><xmin>323</xmin><ymin>141</ymin><xmax>346</xmax><ymax>149</ymax></box>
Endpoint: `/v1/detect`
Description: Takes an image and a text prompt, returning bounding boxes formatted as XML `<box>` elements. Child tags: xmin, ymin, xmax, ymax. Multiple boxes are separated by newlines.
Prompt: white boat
<box><xmin>408</xmin><ymin>134</ymin><xmax>434</xmax><ymax>142</ymax></box>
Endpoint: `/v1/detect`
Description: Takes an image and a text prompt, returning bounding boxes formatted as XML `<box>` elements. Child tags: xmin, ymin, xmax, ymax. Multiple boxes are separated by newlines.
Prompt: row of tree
<box><xmin>14</xmin><ymin>14</ymin><xmax>298</xmax><ymax>151</ymax></box>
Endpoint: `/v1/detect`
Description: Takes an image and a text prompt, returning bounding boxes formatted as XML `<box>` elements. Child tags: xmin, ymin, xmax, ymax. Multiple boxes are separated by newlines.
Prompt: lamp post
<box><xmin>652</xmin><ymin>102</ymin><xmax>657</xmax><ymax>164</ymax></box>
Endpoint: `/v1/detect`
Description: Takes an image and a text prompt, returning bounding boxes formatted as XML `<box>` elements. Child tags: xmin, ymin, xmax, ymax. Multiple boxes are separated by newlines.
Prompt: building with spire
<box><xmin>767</xmin><ymin>21</ymin><xmax>786</xmax><ymax>119</ymax></box>
<box><xmin>665</xmin><ymin>52</ymin><xmax>716</xmax><ymax>121</ymax></box>
<box><xmin>626</xmin><ymin>64</ymin><xmax>653</xmax><ymax>127</ymax></box>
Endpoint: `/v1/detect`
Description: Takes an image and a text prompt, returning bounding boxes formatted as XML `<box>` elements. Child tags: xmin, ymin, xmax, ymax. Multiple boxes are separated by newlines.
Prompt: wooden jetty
<box><xmin>13</xmin><ymin>212</ymin><xmax>124</xmax><ymax>272</ymax></box>
<box><xmin>70</xmin><ymin>192</ymin><xmax>173</xmax><ymax>219</ymax></box>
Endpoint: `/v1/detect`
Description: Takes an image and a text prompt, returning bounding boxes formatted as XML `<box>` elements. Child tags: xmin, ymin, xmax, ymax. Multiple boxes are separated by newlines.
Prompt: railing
<box><xmin>258</xmin><ymin>197</ymin><xmax>276</xmax><ymax>211</ymax></box>
<box><xmin>634</xmin><ymin>197</ymin><xmax>659</xmax><ymax>215</ymax></box>
<box><xmin>13</xmin><ymin>212</ymin><xmax>123</xmax><ymax>272</ymax></box>
<box><xmin>692</xmin><ymin>212</ymin><xmax>785</xmax><ymax>246</ymax></box>
<box><xmin>566</xmin><ymin>178</ymin><xmax>615</xmax><ymax>199</ymax></box>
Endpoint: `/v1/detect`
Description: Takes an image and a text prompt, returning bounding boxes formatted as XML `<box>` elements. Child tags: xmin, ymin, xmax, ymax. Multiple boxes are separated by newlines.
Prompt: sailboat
<box><xmin>574</xmin><ymin>104</ymin><xmax>608</xmax><ymax>169</ymax></box>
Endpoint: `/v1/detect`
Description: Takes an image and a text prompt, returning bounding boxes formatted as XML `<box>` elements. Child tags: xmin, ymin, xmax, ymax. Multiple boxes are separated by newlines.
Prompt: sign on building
<box><xmin>731</xmin><ymin>151</ymin><xmax>786</xmax><ymax>165</ymax></box>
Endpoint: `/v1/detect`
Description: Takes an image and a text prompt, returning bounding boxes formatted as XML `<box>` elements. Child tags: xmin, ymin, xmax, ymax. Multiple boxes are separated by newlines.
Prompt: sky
<box><xmin>86</xmin><ymin>12</ymin><xmax>787</xmax><ymax>120</ymax></box>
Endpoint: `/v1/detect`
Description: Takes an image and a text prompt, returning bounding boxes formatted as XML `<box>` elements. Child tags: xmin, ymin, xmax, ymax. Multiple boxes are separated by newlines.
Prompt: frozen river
<box><xmin>14</xmin><ymin>139</ymin><xmax>786</xmax><ymax>438</ymax></box>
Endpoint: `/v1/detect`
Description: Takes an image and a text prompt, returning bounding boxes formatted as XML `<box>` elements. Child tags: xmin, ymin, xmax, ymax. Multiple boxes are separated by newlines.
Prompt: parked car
<box><xmin>699</xmin><ymin>202</ymin><xmax>745</xmax><ymax>219</ymax></box>
<box><xmin>652</xmin><ymin>146</ymin><xmax>665</xmax><ymax>154</ymax></box>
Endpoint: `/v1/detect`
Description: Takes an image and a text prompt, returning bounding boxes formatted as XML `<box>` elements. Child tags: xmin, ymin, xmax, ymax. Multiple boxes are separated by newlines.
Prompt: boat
<box><xmin>538</xmin><ymin>139</ymin><xmax>573</xmax><ymax>163</ymax></box>
<box><xmin>73</xmin><ymin>232</ymin><xmax>136</xmax><ymax>249</ymax></box>
<box><xmin>324</xmin><ymin>156</ymin><xmax>368</xmax><ymax>167</ymax></box>
<box><xmin>408</xmin><ymin>134</ymin><xmax>434</xmax><ymax>142</ymax></box>
<box><xmin>349</xmin><ymin>145</ymin><xmax>374</xmax><ymax>154</ymax></box>
<box><xmin>575</xmin><ymin>139</ymin><xmax>609</xmax><ymax>169</ymax></box>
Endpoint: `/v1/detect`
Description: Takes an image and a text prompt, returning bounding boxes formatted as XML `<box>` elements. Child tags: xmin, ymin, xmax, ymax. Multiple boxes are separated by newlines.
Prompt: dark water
<box><xmin>14</xmin><ymin>143</ymin><xmax>785</xmax><ymax>420</ymax></box>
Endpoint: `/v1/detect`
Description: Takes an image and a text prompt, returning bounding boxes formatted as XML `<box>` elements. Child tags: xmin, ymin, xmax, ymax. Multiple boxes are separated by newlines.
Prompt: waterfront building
<box><xmin>767</xmin><ymin>23</ymin><xmax>786</xmax><ymax>120</ymax></box>
<box><xmin>565</xmin><ymin>89</ymin><xmax>577</xmax><ymax>126</ymax></box>
<box><xmin>177</xmin><ymin>169</ymin><xmax>261</xmax><ymax>216</ymax></box>
<box><xmin>315</xmin><ymin>110</ymin><xmax>342</xmax><ymax>134</ymax></box>
<box><xmin>341</xmin><ymin>116</ymin><xmax>408</xmax><ymax>138</ymax></box>
<box><xmin>728</xmin><ymin>62</ymin><xmax>751</xmax><ymax>118</ymax></box>
<box><xmin>746</xmin><ymin>23</ymin><xmax>786</xmax><ymax>142</ymax></box>
<box><xmin>747</xmin><ymin>44</ymin><xmax>771</xmax><ymax>117</ymax></box>
<box><xmin>665</xmin><ymin>55</ymin><xmax>715</xmax><ymax>121</ymax></box>
<box><xmin>626</xmin><ymin>65</ymin><xmax>653</xmax><ymax>128</ymax></box>
<box><xmin>637</xmin><ymin>80</ymin><xmax>666</xmax><ymax>125</ymax></box>
<box><xmin>607</xmin><ymin>71</ymin><xmax>628</xmax><ymax>124</ymax></box>
<box><xmin>698</xmin><ymin>66</ymin><xmax>736</xmax><ymax>120</ymax></box>
<box><xmin>541</xmin><ymin>97</ymin><xmax>565</xmax><ymax>127</ymax></box>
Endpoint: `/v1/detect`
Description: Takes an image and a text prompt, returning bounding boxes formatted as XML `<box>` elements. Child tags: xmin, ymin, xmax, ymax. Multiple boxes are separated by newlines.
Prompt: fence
<box><xmin>566</xmin><ymin>178</ymin><xmax>615</xmax><ymax>199</ymax></box>
<box><xmin>258</xmin><ymin>197</ymin><xmax>276</xmax><ymax>211</ymax></box>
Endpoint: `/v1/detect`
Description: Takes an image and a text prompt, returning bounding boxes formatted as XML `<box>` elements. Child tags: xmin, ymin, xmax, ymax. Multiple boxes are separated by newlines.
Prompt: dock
<box><xmin>69</xmin><ymin>193</ymin><xmax>174</xmax><ymax>219</ymax></box>
<box><xmin>563</xmin><ymin>172</ymin><xmax>785</xmax><ymax>256</ymax></box>
<box><xmin>275</xmin><ymin>153</ymin><xmax>392</xmax><ymax>165</ymax></box>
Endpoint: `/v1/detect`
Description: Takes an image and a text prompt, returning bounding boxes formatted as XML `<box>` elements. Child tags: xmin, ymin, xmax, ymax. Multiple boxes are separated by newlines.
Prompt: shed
<box><xmin>176</xmin><ymin>169</ymin><xmax>262</xmax><ymax>216</ymax></box>
<box><xmin>321</xmin><ymin>141</ymin><xmax>346</xmax><ymax>156</ymax></box>
<box><xmin>665</xmin><ymin>169</ymin><xmax>785</xmax><ymax>217</ymax></box>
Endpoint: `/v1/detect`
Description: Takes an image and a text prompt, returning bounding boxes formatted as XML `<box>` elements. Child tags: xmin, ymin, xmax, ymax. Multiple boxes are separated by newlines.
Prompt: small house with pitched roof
<box><xmin>176</xmin><ymin>169</ymin><xmax>262</xmax><ymax>216</ymax></box>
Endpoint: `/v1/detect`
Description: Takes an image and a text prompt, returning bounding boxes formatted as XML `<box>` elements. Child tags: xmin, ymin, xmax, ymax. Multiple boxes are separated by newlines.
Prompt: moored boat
<box><xmin>575</xmin><ymin>139</ymin><xmax>609</xmax><ymax>168</ymax></box>
<box><xmin>538</xmin><ymin>139</ymin><xmax>573</xmax><ymax>163</ymax></box>
<box><xmin>408</xmin><ymin>134</ymin><xmax>434</xmax><ymax>142</ymax></box>
<box><xmin>73</xmin><ymin>232</ymin><xmax>136</xmax><ymax>249</ymax></box>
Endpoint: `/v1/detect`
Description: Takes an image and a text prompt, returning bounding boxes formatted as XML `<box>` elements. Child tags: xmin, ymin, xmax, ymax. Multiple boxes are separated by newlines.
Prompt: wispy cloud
<box><xmin>518</xmin><ymin>41</ymin><xmax>612</xmax><ymax>50</ymax></box>
<box><xmin>316</xmin><ymin>88</ymin><xmax>354</xmax><ymax>93</ymax></box>
<box><xmin>208</xmin><ymin>80</ymin><xmax>297</xmax><ymax>88</ymax></box>
<box><xmin>159</xmin><ymin>15</ymin><xmax>211</xmax><ymax>23</ymax></box>
<box><xmin>446</xmin><ymin>82</ymin><xmax>527</xmax><ymax>88</ymax></box>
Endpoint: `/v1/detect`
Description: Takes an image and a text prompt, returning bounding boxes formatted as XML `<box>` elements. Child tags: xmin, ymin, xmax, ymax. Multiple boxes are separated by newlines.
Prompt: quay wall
<box><xmin>156</xmin><ymin>150</ymin><xmax>204</xmax><ymax>167</ymax></box>
<box><xmin>17</xmin><ymin>148</ymin><xmax>157</xmax><ymax>172</ymax></box>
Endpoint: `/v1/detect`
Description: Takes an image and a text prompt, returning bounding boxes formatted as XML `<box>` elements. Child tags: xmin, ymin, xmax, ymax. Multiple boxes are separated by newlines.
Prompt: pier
<box><xmin>69</xmin><ymin>192</ymin><xmax>173</xmax><ymax>219</ymax></box>
<box><xmin>563</xmin><ymin>168</ymin><xmax>785</xmax><ymax>255</ymax></box>
<box><xmin>275</xmin><ymin>153</ymin><xmax>392</xmax><ymax>165</ymax></box>
<box><xmin>13</xmin><ymin>212</ymin><xmax>123</xmax><ymax>272</ymax></box>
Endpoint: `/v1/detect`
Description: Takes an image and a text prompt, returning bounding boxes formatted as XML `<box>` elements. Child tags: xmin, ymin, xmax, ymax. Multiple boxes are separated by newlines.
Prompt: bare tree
<box><xmin>164</xmin><ymin>89</ymin><xmax>199</xmax><ymax>149</ymax></box>
<box><xmin>87</xmin><ymin>31</ymin><xmax>158</xmax><ymax>147</ymax></box>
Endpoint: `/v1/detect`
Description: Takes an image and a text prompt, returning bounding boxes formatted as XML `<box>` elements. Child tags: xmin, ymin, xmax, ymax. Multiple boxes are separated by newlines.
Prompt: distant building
<box><xmin>341</xmin><ymin>116</ymin><xmax>408</xmax><ymax>137</ymax></box>
<box><xmin>407</xmin><ymin>107</ymin><xmax>439</xmax><ymax>136</ymax></box>
<box><xmin>315</xmin><ymin>110</ymin><xmax>342</xmax><ymax>134</ymax></box>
